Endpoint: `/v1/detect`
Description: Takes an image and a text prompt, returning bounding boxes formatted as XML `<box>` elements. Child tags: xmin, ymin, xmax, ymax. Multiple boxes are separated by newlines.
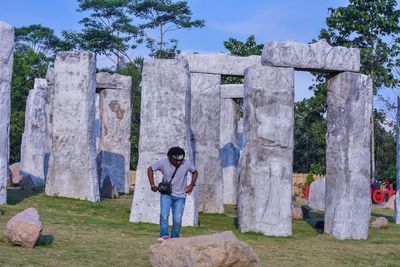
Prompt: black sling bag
<box><xmin>158</xmin><ymin>165</ymin><xmax>180</xmax><ymax>195</ymax></box>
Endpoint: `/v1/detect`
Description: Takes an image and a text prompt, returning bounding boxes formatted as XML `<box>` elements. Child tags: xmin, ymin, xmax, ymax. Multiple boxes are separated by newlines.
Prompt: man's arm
<box><xmin>147</xmin><ymin>167</ymin><xmax>158</xmax><ymax>192</ymax></box>
<box><xmin>186</xmin><ymin>170</ymin><xmax>198</xmax><ymax>194</ymax></box>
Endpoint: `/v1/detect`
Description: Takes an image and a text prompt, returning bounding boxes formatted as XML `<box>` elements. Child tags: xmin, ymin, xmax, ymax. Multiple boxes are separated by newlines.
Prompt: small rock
<box><xmin>385</xmin><ymin>195</ymin><xmax>395</xmax><ymax>210</ymax></box>
<box><xmin>301</xmin><ymin>205</ymin><xmax>311</xmax><ymax>219</ymax></box>
<box><xmin>149</xmin><ymin>231</ymin><xmax>261</xmax><ymax>267</ymax></box>
<box><xmin>292</xmin><ymin>206</ymin><xmax>303</xmax><ymax>220</ymax></box>
<box><xmin>4</xmin><ymin>208</ymin><xmax>43</xmax><ymax>248</ymax></box>
<box><xmin>370</xmin><ymin>217</ymin><xmax>389</xmax><ymax>229</ymax></box>
<box><xmin>9</xmin><ymin>162</ymin><xmax>22</xmax><ymax>186</ymax></box>
<box><xmin>20</xmin><ymin>175</ymin><xmax>35</xmax><ymax>191</ymax></box>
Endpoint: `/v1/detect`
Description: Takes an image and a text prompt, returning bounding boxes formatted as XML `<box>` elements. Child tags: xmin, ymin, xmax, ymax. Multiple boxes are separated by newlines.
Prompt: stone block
<box><xmin>130</xmin><ymin>59</ymin><xmax>197</xmax><ymax>226</ymax></box>
<box><xmin>309</xmin><ymin>178</ymin><xmax>325</xmax><ymax>210</ymax></box>
<box><xmin>191</xmin><ymin>73</ymin><xmax>223</xmax><ymax>213</ymax></box>
<box><xmin>179</xmin><ymin>53</ymin><xmax>261</xmax><ymax>75</ymax></box>
<box><xmin>237</xmin><ymin>66</ymin><xmax>294</xmax><ymax>236</ymax></box>
<box><xmin>45</xmin><ymin>51</ymin><xmax>100</xmax><ymax>202</ymax></box>
<box><xmin>262</xmin><ymin>39</ymin><xmax>360</xmax><ymax>72</ymax></box>
<box><xmin>221</xmin><ymin>84</ymin><xmax>244</xmax><ymax>99</ymax></box>
<box><xmin>96</xmin><ymin>72</ymin><xmax>132</xmax><ymax>90</ymax></box>
<box><xmin>0</xmin><ymin>21</ymin><xmax>14</xmax><ymax>204</ymax></box>
<box><xmin>325</xmin><ymin>72</ymin><xmax>372</xmax><ymax>240</ymax></box>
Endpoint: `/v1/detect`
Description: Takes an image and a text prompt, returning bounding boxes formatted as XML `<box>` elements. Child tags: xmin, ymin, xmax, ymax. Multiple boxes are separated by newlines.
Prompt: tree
<box><xmin>15</xmin><ymin>24</ymin><xmax>60</xmax><ymax>55</ymax></box>
<box><xmin>223</xmin><ymin>35</ymin><xmax>264</xmax><ymax>57</ymax></box>
<box><xmin>131</xmin><ymin>0</ymin><xmax>205</xmax><ymax>58</ymax></box>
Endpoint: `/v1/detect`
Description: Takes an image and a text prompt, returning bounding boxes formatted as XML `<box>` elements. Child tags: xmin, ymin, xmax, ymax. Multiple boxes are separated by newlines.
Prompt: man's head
<box><xmin>167</xmin><ymin>146</ymin><xmax>185</xmax><ymax>167</ymax></box>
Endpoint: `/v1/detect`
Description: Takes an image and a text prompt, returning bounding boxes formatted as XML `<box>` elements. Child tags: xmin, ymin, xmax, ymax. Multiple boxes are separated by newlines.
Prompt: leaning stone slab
<box><xmin>4</xmin><ymin>208</ymin><xmax>42</xmax><ymax>248</ymax></box>
<box><xmin>262</xmin><ymin>39</ymin><xmax>360</xmax><ymax>72</ymax></box>
<box><xmin>221</xmin><ymin>84</ymin><xmax>244</xmax><ymax>99</ymax></box>
<box><xmin>191</xmin><ymin>73</ymin><xmax>223</xmax><ymax>213</ymax></box>
<box><xmin>179</xmin><ymin>53</ymin><xmax>261</xmax><ymax>76</ymax></box>
<box><xmin>130</xmin><ymin>59</ymin><xmax>197</xmax><ymax>226</ymax></box>
<box><xmin>220</xmin><ymin>98</ymin><xmax>239</xmax><ymax>205</ymax></box>
<box><xmin>20</xmin><ymin>79</ymin><xmax>50</xmax><ymax>186</ymax></box>
<box><xmin>237</xmin><ymin>66</ymin><xmax>294</xmax><ymax>236</ymax></box>
<box><xmin>0</xmin><ymin>21</ymin><xmax>14</xmax><ymax>204</ymax></box>
<box><xmin>325</xmin><ymin>72</ymin><xmax>372</xmax><ymax>240</ymax></box>
<box><xmin>45</xmin><ymin>51</ymin><xmax>100</xmax><ymax>202</ymax></box>
<box><xmin>149</xmin><ymin>231</ymin><xmax>261</xmax><ymax>267</ymax></box>
<box><xmin>309</xmin><ymin>178</ymin><xmax>325</xmax><ymax>211</ymax></box>
<box><xmin>97</xmin><ymin>73</ymin><xmax>132</xmax><ymax>193</ymax></box>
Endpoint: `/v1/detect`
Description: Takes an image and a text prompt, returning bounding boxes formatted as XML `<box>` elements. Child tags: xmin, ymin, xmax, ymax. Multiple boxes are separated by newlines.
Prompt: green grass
<box><xmin>0</xmin><ymin>188</ymin><xmax>400</xmax><ymax>266</ymax></box>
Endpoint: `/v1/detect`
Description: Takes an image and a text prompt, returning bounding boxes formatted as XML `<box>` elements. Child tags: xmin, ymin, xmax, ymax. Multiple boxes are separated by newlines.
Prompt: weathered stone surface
<box><xmin>385</xmin><ymin>195</ymin><xmax>395</xmax><ymax>210</ymax></box>
<box><xmin>370</xmin><ymin>217</ymin><xmax>389</xmax><ymax>229</ymax></box>
<box><xmin>292</xmin><ymin>207</ymin><xmax>303</xmax><ymax>220</ymax></box>
<box><xmin>191</xmin><ymin>73</ymin><xmax>223</xmax><ymax>213</ymax></box>
<box><xmin>220</xmin><ymin>98</ymin><xmax>239</xmax><ymax>205</ymax></box>
<box><xmin>179</xmin><ymin>52</ymin><xmax>261</xmax><ymax>76</ymax></box>
<box><xmin>98</xmin><ymin>73</ymin><xmax>132</xmax><ymax>193</ymax></box>
<box><xmin>237</xmin><ymin>66</ymin><xmax>294</xmax><ymax>236</ymax></box>
<box><xmin>262</xmin><ymin>39</ymin><xmax>360</xmax><ymax>72</ymax></box>
<box><xmin>149</xmin><ymin>231</ymin><xmax>261</xmax><ymax>267</ymax></box>
<box><xmin>130</xmin><ymin>59</ymin><xmax>197</xmax><ymax>226</ymax></box>
<box><xmin>0</xmin><ymin>21</ymin><xmax>14</xmax><ymax>204</ymax></box>
<box><xmin>20</xmin><ymin>79</ymin><xmax>50</xmax><ymax>186</ymax></box>
<box><xmin>45</xmin><ymin>51</ymin><xmax>100</xmax><ymax>202</ymax></box>
<box><xmin>9</xmin><ymin>162</ymin><xmax>22</xmax><ymax>185</ymax></box>
<box><xmin>325</xmin><ymin>72</ymin><xmax>372</xmax><ymax>240</ymax></box>
<box><xmin>221</xmin><ymin>84</ymin><xmax>244</xmax><ymax>99</ymax></box>
<box><xmin>20</xmin><ymin>175</ymin><xmax>35</xmax><ymax>191</ymax></box>
<box><xmin>96</xmin><ymin>72</ymin><xmax>132</xmax><ymax>90</ymax></box>
<box><xmin>95</xmin><ymin>93</ymin><xmax>100</xmax><ymax>152</ymax></box>
<box><xmin>45</xmin><ymin>67</ymin><xmax>54</xmax><ymax>152</ymax></box>
<box><xmin>309</xmin><ymin>178</ymin><xmax>325</xmax><ymax>211</ymax></box>
<box><xmin>4</xmin><ymin>208</ymin><xmax>42</xmax><ymax>248</ymax></box>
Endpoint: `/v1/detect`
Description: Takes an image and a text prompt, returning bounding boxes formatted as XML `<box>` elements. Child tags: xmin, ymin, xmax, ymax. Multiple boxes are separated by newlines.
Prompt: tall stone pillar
<box><xmin>0</xmin><ymin>21</ymin><xmax>14</xmax><ymax>204</ymax></box>
<box><xmin>220</xmin><ymin>98</ymin><xmax>239</xmax><ymax>205</ymax></box>
<box><xmin>325</xmin><ymin>72</ymin><xmax>372</xmax><ymax>240</ymax></box>
<box><xmin>130</xmin><ymin>59</ymin><xmax>198</xmax><ymax>226</ymax></box>
<box><xmin>237</xmin><ymin>66</ymin><xmax>294</xmax><ymax>236</ymax></box>
<box><xmin>191</xmin><ymin>73</ymin><xmax>223</xmax><ymax>213</ymax></box>
<box><xmin>45</xmin><ymin>51</ymin><xmax>100</xmax><ymax>202</ymax></box>
<box><xmin>97</xmin><ymin>73</ymin><xmax>132</xmax><ymax>194</ymax></box>
<box><xmin>20</xmin><ymin>79</ymin><xmax>50</xmax><ymax>185</ymax></box>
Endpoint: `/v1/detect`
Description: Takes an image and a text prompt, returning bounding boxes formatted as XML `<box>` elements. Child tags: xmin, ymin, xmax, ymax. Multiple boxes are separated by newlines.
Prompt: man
<box><xmin>147</xmin><ymin>146</ymin><xmax>198</xmax><ymax>242</ymax></box>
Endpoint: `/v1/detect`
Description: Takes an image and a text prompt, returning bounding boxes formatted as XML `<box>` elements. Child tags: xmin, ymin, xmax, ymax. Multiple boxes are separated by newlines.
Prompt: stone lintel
<box><xmin>221</xmin><ymin>84</ymin><xmax>243</xmax><ymax>99</ymax></box>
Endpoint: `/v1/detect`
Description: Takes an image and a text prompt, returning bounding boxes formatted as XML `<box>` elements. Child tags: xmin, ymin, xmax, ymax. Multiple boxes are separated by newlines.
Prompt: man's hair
<box><xmin>167</xmin><ymin>146</ymin><xmax>185</xmax><ymax>160</ymax></box>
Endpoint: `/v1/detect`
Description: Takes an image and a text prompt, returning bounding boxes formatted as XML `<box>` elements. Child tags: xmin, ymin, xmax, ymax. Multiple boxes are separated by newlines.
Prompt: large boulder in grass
<box><xmin>149</xmin><ymin>231</ymin><xmax>261</xmax><ymax>267</ymax></box>
<box><xmin>9</xmin><ymin>162</ymin><xmax>22</xmax><ymax>185</ymax></box>
<box><xmin>4</xmin><ymin>208</ymin><xmax>42</xmax><ymax>248</ymax></box>
<box><xmin>370</xmin><ymin>217</ymin><xmax>389</xmax><ymax>229</ymax></box>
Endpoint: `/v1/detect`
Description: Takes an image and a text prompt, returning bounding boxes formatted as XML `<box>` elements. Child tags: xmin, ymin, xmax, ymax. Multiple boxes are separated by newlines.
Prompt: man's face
<box><xmin>169</xmin><ymin>156</ymin><xmax>183</xmax><ymax>167</ymax></box>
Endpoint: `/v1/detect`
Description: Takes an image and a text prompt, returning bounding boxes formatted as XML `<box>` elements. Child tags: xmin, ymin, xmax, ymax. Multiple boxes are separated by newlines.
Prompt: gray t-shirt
<box><xmin>151</xmin><ymin>158</ymin><xmax>196</xmax><ymax>198</ymax></box>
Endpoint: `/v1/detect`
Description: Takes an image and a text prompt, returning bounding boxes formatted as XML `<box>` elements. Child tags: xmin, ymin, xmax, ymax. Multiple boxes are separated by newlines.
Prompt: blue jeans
<box><xmin>160</xmin><ymin>194</ymin><xmax>186</xmax><ymax>238</ymax></box>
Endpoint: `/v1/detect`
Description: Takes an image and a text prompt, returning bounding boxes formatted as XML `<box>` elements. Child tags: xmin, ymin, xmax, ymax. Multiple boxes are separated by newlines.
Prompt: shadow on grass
<box><xmin>37</xmin><ymin>234</ymin><xmax>54</xmax><ymax>246</ymax></box>
<box><xmin>304</xmin><ymin>210</ymin><xmax>325</xmax><ymax>234</ymax></box>
<box><xmin>7</xmin><ymin>186</ymin><xmax>44</xmax><ymax>205</ymax></box>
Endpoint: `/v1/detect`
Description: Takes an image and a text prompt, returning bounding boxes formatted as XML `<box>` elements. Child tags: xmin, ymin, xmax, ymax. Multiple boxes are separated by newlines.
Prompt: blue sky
<box><xmin>0</xmin><ymin>0</ymin><xmax>350</xmax><ymax>101</ymax></box>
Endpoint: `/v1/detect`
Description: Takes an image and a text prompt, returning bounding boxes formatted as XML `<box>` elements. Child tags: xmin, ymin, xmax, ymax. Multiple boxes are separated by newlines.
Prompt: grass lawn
<box><xmin>0</xmin><ymin>188</ymin><xmax>399</xmax><ymax>266</ymax></box>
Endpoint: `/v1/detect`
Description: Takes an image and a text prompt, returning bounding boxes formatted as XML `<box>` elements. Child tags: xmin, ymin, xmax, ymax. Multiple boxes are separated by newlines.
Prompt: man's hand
<box><xmin>186</xmin><ymin>184</ymin><xmax>194</xmax><ymax>195</ymax></box>
<box><xmin>151</xmin><ymin>185</ymin><xmax>158</xmax><ymax>192</ymax></box>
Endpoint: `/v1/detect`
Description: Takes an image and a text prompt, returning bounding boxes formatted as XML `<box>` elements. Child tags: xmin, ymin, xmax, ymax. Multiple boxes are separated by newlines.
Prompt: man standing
<box><xmin>147</xmin><ymin>146</ymin><xmax>198</xmax><ymax>242</ymax></box>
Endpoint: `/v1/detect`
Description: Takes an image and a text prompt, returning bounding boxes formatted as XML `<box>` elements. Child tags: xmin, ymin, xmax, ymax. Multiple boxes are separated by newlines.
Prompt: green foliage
<box><xmin>132</xmin><ymin>0</ymin><xmax>205</xmax><ymax>58</ymax></box>
<box><xmin>305</xmin><ymin>172</ymin><xmax>315</xmax><ymax>186</ymax></box>
<box><xmin>223</xmin><ymin>35</ymin><xmax>264</xmax><ymax>57</ymax></box>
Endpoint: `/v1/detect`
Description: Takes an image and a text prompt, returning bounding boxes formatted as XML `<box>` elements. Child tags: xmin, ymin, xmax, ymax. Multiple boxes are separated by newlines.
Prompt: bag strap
<box><xmin>169</xmin><ymin>164</ymin><xmax>180</xmax><ymax>183</ymax></box>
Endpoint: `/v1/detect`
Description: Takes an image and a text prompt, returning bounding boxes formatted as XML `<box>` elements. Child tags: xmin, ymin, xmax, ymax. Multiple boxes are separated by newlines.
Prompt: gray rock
<box><xmin>130</xmin><ymin>59</ymin><xmax>198</xmax><ymax>226</ymax></box>
<box><xmin>324</xmin><ymin>72</ymin><xmax>372</xmax><ymax>240</ymax></box>
<box><xmin>20</xmin><ymin>175</ymin><xmax>35</xmax><ymax>191</ymax></box>
<box><xmin>292</xmin><ymin>207</ymin><xmax>303</xmax><ymax>220</ymax></box>
<box><xmin>179</xmin><ymin>52</ymin><xmax>261</xmax><ymax>75</ymax></box>
<box><xmin>370</xmin><ymin>217</ymin><xmax>389</xmax><ymax>229</ymax></box>
<box><xmin>221</xmin><ymin>84</ymin><xmax>244</xmax><ymax>99</ymax></box>
<box><xmin>149</xmin><ymin>231</ymin><xmax>261</xmax><ymax>267</ymax></box>
<box><xmin>45</xmin><ymin>51</ymin><xmax>100</xmax><ymax>202</ymax></box>
<box><xmin>96</xmin><ymin>72</ymin><xmax>132</xmax><ymax>90</ymax></box>
<box><xmin>220</xmin><ymin>98</ymin><xmax>239</xmax><ymax>205</ymax></box>
<box><xmin>309</xmin><ymin>178</ymin><xmax>325</xmax><ymax>210</ymax></box>
<box><xmin>44</xmin><ymin>67</ymin><xmax>54</xmax><ymax>152</ymax></box>
<box><xmin>9</xmin><ymin>162</ymin><xmax>22</xmax><ymax>185</ymax></box>
<box><xmin>237</xmin><ymin>66</ymin><xmax>294</xmax><ymax>236</ymax></box>
<box><xmin>4</xmin><ymin>208</ymin><xmax>42</xmax><ymax>248</ymax></box>
<box><xmin>20</xmin><ymin>79</ymin><xmax>50</xmax><ymax>186</ymax></box>
<box><xmin>262</xmin><ymin>39</ymin><xmax>360</xmax><ymax>72</ymax></box>
<box><xmin>190</xmin><ymin>73</ymin><xmax>223</xmax><ymax>213</ymax></box>
<box><xmin>0</xmin><ymin>21</ymin><xmax>14</xmax><ymax>204</ymax></box>
<box><xmin>98</xmin><ymin>73</ymin><xmax>132</xmax><ymax>193</ymax></box>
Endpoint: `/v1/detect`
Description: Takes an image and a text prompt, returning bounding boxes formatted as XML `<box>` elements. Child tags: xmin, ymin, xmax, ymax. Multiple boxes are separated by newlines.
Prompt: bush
<box><xmin>305</xmin><ymin>172</ymin><xmax>314</xmax><ymax>186</ymax></box>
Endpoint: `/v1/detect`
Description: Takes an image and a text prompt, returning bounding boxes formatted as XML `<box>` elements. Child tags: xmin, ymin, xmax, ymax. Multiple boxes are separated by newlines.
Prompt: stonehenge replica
<box><xmin>1</xmin><ymin>19</ymin><xmax>377</xmax><ymax>240</ymax></box>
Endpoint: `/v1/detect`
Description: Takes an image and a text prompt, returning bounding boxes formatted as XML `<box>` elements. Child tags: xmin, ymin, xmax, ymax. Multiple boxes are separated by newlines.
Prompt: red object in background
<box><xmin>301</xmin><ymin>185</ymin><xmax>310</xmax><ymax>199</ymax></box>
<box><xmin>387</xmin><ymin>189</ymin><xmax>396</xmax><ymax>200</ymax></box>
<box><xmin>372</xmin><ymin>190</ymin><xmax>385</xmax><ymax>204</ymax></box>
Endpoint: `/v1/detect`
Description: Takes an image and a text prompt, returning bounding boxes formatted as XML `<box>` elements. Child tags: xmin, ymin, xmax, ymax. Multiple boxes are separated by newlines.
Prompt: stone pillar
<box><xmin>325</xmin><ymin>72</ymin><xmax>372</xmax><ymax>240</ymax></box>
<box><xmin>130</xmin><ymin>59</ymin><xmax>198</xmax><ymax>226</ymax></box>
<box><xmin>0</xmin><ymin>21</ymin><xmax>14</xmax><ymax>204</ymax></box>
<box><xmin>220</xmin><ymin>98</ymin><xmax>239</xmax><ymax>205</ymax></box>
<box><xmin>309</xmin><ymin>178</ymin><xmax>325</xmax><ymax>211</ymax></box>
<box><xmin>45</xmin><ymin>67</ymin><xmax>54</xmax><ymax>152</ymax></box>
<box><xmin>20</xmin><ymin>79</ymin><xmax>50</xmax><ymax>186</ymax></box>
<box><xmin>191</xmin><ymin>73</ymin><xmax>223</xmax><ymax>213</ymax></box>
<box><xmin>95</xmin><ymin>93</ymin><xmax>100</xmax><ymax>152</ymax></box>
<box><xmin>45</xmin><ymin>51</ymin><xmax>100</xmax><ymax>202</ymax></box>
<box><xmin>97</xmin><ymin>73</ymin><xmax>132</xmax><ymax>194</ymax></box>
<box><xmin>237</xmin><ymin>66</ymin><xmax>294</xmax><ymax>236</ymax></box>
